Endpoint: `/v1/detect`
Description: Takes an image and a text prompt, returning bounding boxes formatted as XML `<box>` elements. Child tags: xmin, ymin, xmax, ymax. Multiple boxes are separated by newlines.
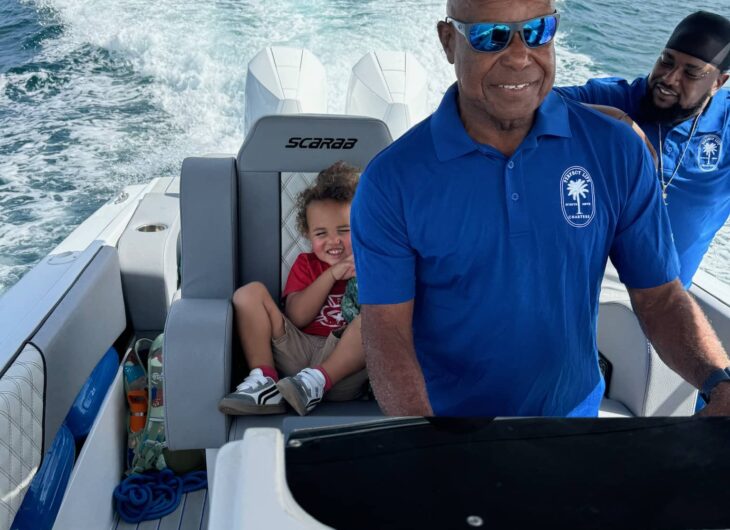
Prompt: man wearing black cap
<box><xmin>557</xmin><ymin>11</ymin><xmax>730</xmax><ymax>289</ymax></box>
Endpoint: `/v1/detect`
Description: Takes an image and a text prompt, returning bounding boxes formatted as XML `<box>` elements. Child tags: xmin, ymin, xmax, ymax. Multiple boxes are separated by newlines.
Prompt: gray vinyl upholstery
<box><xmin>163</xmin><ymin>156</ymin><xmax>237</xmax><ymax>450</ymax></box>
<box><xmin>228</xmin><ymin>400</ymin><xmax>383</xmax><ymax>441</ymax></box>
<box><xmin>596</xmin><ymin>261</ymin><xmax>698</xmax><ymax>417</ymax></box>
<box><xmin>164</xmin><ymin>299</ymin><xmax>233</xmax><ymax>450</ymax></box>
<box><xmin>597</xmin><ymin>300</ymin><xmax>697</xmax><ymax>416</ymax></box>
<box><xmin>238</xmin><ymin>114</ymin><xmax>392</xmax><ymax>302</ymax></box>
<box><xmin>164</xmin><ymin>115</ymin><xmax>391</xmax><ymax>450</ymax></box>
<box><xmin>32</xmin><ymin>246</ymin><xmax>127</xmax><ymax>449</ymax></box>
<box><xmin>179</xmin><ymin>157</ymin><xmax>238</xmax><ymax>299</ymax></box>
<box><xmin>0</xmin><ymin>344</ymin><xmax>44</xmax><ymax>530</ymax></box>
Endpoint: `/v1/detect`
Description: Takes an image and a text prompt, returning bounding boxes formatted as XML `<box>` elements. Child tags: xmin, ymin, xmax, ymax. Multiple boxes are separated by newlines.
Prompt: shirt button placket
<box><xmin>506</xmin><ymin>158</ymin><xmax>528</xmax><ymax>235</ymax></box>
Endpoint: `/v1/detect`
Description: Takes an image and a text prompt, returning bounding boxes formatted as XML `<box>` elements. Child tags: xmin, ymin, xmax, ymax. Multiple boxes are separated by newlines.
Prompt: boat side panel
<box><xmin>32</xmin><ymin>246</ymin><xmax>127</xmax><ymax>450</ymax></box>
<box><xmin>52</xmin><ymin>363</ymin><xmax>126</xmax><ymax>530</ymax></box>
<box><xmin>0</xmin><ymin>179</ymin><xmax>157</xmax><ymax>378</ymax></box>
<box><xmin>118</xmin><ymin>192</ymin><xmax>181</xmax><ymax>333</ymax></box>
<box><xmin>0</xmin><ymin>243</ymin><xmax>103</xmax><ymax>377</ymax></box>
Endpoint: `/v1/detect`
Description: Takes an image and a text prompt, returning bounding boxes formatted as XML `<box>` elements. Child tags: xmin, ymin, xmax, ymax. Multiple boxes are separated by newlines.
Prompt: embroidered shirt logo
<box><xmin>698</xmin><ymin>134</ymin><xmax>721</xmax><ymax>172</ymax></box>
<box><xmin>560</xmin><ymin>166</ymin><xmax>595</xmax><ymax>228</ymax></box>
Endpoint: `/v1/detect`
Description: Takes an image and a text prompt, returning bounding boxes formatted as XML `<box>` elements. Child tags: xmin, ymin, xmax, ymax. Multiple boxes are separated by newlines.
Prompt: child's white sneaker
<box><xmin>277</xmin><ymin>368</ymin><xmax>326</xmax><ymax>416</ymax></box>
<box><xmin>218</xmin><ymin>368</ymin><xmax>286</xmax><ymax>415</ymax></box>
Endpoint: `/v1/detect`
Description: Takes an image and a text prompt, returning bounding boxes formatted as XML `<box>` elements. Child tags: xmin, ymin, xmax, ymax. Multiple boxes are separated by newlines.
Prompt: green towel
<box><xmin>341</xmin><ymin>278</ymin><xmax>360</xmax><ymax>324</ymax></box>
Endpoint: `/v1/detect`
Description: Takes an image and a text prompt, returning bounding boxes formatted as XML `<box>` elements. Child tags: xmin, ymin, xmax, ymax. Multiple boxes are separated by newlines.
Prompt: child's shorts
<box><xmin>272</xmin><ymin>316</ymin><xmax>368</xmax><ymax>401</ymax></box>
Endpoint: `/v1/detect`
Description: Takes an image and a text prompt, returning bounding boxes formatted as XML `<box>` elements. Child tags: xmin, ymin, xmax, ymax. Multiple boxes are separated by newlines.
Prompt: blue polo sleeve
<box><xmin>609</xmin><ymin>140</ymin><xmax>680</xmax><ymax>288</ymax></box>
<box><xmin>351</xmin><ymin>163</ymin><xmax>416</xmax><ymax>304</ymax></box>
<box><xmin>555</xmin><ymin>78</ymin><xmax>634</xmax><ymax>111</ymax></box>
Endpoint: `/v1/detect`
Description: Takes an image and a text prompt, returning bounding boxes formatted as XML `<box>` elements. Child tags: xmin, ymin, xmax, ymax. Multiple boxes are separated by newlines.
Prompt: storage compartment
<box><xmin>54</xmin><ymin>348</ymin><xmax>210</xmax><ymax>530</ymax></box>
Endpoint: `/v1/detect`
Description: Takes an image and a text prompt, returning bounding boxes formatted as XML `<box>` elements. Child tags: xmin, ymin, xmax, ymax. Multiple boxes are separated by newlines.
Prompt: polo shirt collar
<box><xmin>431</xmin><ymin>84</ymin><xmax>572</xmax><ymax>161</ymax></box>
<box><xmin>696</xmin><ymin>91</ymin><xmax>726</xmax><ymax>134</ymax></box>
<box><xmin>523</xmin><ymin>90</ymin><xmax>573</xmax><ymax>147</ymax></box>
<box><xmin>431</xmin><ymin>84</ymin><xmax>480</xmax><ymax>161</ymax></box>
<box><xmin>667</xmin><ymin>92</ymin><xmax>725</xmax><ymax>136</ymax></box>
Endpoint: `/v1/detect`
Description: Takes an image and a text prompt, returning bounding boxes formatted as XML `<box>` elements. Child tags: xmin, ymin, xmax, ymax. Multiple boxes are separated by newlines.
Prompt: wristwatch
<box><xmin>700</xmin><ymin>366</ymin><xmax>730</xmax><ymax>403</ymax></box>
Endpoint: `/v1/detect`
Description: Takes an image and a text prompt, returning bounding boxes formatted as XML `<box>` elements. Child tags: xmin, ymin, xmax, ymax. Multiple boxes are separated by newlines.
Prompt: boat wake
<box><xmin>0</xmin><ymin>0</ymin><xmax>640</xmax><ymax>295</ymax></box>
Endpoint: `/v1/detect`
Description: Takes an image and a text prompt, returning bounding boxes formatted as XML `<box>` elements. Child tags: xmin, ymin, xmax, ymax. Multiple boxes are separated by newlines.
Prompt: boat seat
<box><xmin>596</xmin><ymin>263</ymin><xmax>697</xmax><ymax>416</ymax></box>
<box><xmin>228</xmin><ymin>400</ymin><xmax>383</xmax><ymax>441</ymax></box>
<box><xmin>164</xmin><ymin>115</ymin><xmax>392</xmax><ymax>450</ymax></box>
<box><xmin>0</xmin><ymin>344</ymin><xmax>45</xmax><ymax>530</ymax></box>
<box><xmin>598</xmin><ymin>397</ymin><xmax>633</xmax><ymax>418</ymax></box>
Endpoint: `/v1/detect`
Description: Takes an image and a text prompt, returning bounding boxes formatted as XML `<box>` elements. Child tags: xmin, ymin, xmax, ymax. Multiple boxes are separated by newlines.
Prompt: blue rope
<box><xmin>114</xmin><ymin>469</ymin><xmax>207</xmax><ymax>523</ymax></box>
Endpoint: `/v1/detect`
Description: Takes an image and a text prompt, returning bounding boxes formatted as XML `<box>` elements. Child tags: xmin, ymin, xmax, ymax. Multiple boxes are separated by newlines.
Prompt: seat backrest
<box><xmin>236</xmin><ymin>114</ymin><xmax>392</xmax><ymax>301</ymax></box>
<box><xmin>597</xmin><ymin>300</ymin><xmax>697</xmax><ymax>416</ymax></box>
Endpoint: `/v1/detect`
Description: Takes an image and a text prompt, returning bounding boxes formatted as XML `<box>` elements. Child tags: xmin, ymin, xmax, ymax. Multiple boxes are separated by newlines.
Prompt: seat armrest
<box><xmin>164</xmin><ymin>298</ymin><xmax>232</xmax><ymax>449</ymax></box>
<box><xmin>180</xmin><ymin>156</ymin><xmax>238</xmax><ymax>299</ymax></box>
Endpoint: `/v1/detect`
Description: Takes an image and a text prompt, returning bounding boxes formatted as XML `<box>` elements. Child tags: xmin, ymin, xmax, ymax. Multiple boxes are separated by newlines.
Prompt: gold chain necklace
<box><xmin>658</xmin><ymin>113</ymin><xmax>701</xmax><ymax>204</ymax></box>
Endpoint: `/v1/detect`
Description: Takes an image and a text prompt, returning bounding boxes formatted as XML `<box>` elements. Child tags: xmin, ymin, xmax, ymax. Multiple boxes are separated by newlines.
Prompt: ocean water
<box><xmin>0</xmin><ymin>0</ymin><xmax>727</xmax><ymax>295</ymax></box>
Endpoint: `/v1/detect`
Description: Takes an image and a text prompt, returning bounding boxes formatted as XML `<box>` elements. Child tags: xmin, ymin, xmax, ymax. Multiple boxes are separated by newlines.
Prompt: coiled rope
<box><xmin>114</xmin><ymin>469</ymin><xmax>207</xmax><ymax>523</ymax></box>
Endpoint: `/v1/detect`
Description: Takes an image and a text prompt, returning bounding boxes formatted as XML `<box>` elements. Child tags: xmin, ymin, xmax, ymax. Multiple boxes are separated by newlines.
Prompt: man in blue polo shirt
<box><xmin>351</xmin><ymin>0</ymin><xmax>730</xmax><ymax>417</ymax></box>
<box><xmin>556</xmin><ymin>11</ymin><xmax>730</xmax><ymax>288</ymax></box>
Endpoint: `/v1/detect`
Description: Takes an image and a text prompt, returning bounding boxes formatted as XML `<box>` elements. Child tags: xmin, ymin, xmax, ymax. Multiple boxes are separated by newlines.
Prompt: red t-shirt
<box><xmin>282</xmin><ymin>253</ymin><xmax>348</xmax><ymax>336</ymax></box>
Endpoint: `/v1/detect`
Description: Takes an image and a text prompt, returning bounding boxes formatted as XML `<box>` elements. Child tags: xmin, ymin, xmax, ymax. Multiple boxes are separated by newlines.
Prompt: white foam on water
<box><xmin>1</xmin><ymin>0</ymin><xmax>600</xmax><ymax>293</ymax></box>
<box><xmin>3</xmin><ymin>0</ymin><xmax>727</xmax><ymax>291</ymax></box>
<box><xmin>24</xmin><ymin>0</ymin><xmax>601</xmax><ymax>143</ymax></box>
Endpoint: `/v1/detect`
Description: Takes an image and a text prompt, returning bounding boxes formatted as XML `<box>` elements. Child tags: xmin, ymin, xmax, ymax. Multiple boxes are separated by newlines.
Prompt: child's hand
<box><xmin>329</xmin><ymin>255</ymin><xmax>356</xmax><ymax>281</ymax></box>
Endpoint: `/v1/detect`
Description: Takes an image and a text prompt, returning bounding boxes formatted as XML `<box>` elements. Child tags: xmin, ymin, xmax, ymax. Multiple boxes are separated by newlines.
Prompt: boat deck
<box><xmin>111</xmin><ymin>400</ymin><xmax>380</xmax><ymax>530</ymax></box>
<box><xmin>114</xmin><ymin>489</ymin><xmax>209</xmax><ymax>530</ymax></box>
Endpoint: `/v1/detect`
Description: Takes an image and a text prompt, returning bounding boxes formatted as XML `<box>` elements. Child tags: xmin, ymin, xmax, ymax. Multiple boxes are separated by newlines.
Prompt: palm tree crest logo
<box><xmin>567</xmin><ymin>178</ymin><xmax>589</xmax><ymax>214</ymax></box>
<box><xmin>560</xmin><ymin>166</ymin><xmax>595</xmax><ymax>228</ymax></box>
<box><xmin>698</xmin><ymin>135</ymin><xmax>721</xmax><ymax>171</ymax></box>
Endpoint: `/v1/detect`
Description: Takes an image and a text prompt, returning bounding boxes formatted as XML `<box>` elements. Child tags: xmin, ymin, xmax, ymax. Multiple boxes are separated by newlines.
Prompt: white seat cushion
<box><xmin>598</xmin><ymin>398</ymin><xmax>633</xmax><ymax>418</ymax></box>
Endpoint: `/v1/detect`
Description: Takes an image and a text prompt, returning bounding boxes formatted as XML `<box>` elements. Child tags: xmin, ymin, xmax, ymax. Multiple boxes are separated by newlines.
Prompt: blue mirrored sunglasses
<box><xmin>446</xmin><ymin>12</ymin><xmax>560</xmax><ymax>53</ymax></box>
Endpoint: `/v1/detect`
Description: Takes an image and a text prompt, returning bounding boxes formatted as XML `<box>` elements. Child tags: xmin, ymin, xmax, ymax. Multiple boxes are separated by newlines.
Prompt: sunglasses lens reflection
<box><xmin>467</xmin><ymin>15</ymin><xmax>558</xmax><ymax>53</ymax></box>
<box><xmin>469</xmin><ymin>23</ymin><xmax>512</xmax><ymax>52</ymax></box>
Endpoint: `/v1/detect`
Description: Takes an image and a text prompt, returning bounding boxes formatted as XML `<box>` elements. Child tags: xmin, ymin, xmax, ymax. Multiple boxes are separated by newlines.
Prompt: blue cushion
<box><xmin>64</xmin><ymin>347</ymin><xmax>119</xmax><ymax>440</ymax></box>
<box><xmin>12</xmin><ymin>423</ymin><xmax>75</xmax><ymax>530</ymax></box>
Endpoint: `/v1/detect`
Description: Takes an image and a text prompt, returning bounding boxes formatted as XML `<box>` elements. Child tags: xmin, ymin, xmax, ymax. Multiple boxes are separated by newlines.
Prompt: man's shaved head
<box><xmin>447</xmin><ymin>0</ymin><xmax>555</xmax><ymax>20</ymax></box>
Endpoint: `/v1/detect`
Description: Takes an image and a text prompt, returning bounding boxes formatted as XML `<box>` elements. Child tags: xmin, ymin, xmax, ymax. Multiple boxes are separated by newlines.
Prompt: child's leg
<box><xmin>320</xmin><ymin>315</ymin><xmax>369</xmax><ymax>401</ymax></box>
<box><xmin>232</xmin><ymin>281</ymin><xmax>285</xmax><ymax>373</ymax></box>
<box><xmin>219</xmin><ymin>282</ymin><xmax>287</xmax><ymax>415</ymax></box>
<box><xmin>277</xmin><ymin>316</ymin><xmax>368</xmax><ymax>415</ymax></box>
<box><xmin>319</xmin><ymin>316</ymin><xmax>365</xmax><ymax>385</ymax></box>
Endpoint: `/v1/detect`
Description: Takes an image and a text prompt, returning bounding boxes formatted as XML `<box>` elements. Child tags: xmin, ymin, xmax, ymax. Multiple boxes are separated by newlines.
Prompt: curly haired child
<box><xmin>218</xmin><ymin>161</ymin><xmax>367</xmax><ymax>416</ymax></box>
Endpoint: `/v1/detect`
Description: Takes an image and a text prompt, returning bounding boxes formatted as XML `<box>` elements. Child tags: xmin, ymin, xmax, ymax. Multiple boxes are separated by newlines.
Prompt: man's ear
<box><xmin>437</xmin><ymin>21</ymin><xmax>456</xmax><ymax>65</ymax></box>
<box><xmin>711</xmin><ymin>72</ymin><xmax>729</xmax><ymax>95</ymax></box>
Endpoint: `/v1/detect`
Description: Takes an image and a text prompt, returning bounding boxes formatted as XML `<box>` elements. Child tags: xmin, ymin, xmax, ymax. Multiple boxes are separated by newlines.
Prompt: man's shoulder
<box><xmin>561</xmin><ymin>95</ymin><xmax>643</xmax><ymax>141</ymax></box>
<box><xmin>555</xmin><ymin>77</ymin><xmax>643</xmax><ymax>111</ymax></box>
<box><xmin>584</xmin><ymin>76</ymin><xmax>639</xmax><ymax>90</ymax></box>
<box><xmin>557</xmin><ymin>95</ymin><xmax>651</xmax><ymax>169</ymax></box>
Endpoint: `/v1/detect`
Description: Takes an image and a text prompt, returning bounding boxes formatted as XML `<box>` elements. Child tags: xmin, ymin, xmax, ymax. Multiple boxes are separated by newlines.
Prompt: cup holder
<box><xmin>136</xmin><ymin>223</ymin><xmax>168</xmax><ymax>233</ymax></box>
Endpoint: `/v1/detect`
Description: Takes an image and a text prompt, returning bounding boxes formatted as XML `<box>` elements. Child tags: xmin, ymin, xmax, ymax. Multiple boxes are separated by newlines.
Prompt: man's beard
<box><xmin>638</xmin><ymin>83</ymin><xmax>711</xmax><ymax>125</ymax></box>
